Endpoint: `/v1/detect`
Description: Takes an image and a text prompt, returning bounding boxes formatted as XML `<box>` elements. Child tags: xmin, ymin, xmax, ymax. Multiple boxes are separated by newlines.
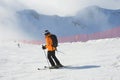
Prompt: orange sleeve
<box><xmin>45</xmin><ymin>36</ymin><xmax>52</xmax><ymax>48</ymax></box>
<box><xmin>45</xmin><ymin>35</ymin><xmax>55</xmax><ymax>51</ymax></box>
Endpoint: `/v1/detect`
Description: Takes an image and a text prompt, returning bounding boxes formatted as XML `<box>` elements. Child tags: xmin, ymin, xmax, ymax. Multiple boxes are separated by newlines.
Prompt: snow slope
<box><xmin>17</xmin><ymin>6</ymin><xmax>120</xmax><ymax>39</ymax></box>
<box><xmin>0</xmin><ymin>38</ymin><xmax>120</xmax><ymax>80</ymax></box>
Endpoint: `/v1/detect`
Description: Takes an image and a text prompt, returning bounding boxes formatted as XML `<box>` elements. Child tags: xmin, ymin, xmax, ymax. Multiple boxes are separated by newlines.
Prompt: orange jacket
<box><xmin>45</xmin><ymin>34</ymin><xmax>56</xmax><ymax>51</ymax></box>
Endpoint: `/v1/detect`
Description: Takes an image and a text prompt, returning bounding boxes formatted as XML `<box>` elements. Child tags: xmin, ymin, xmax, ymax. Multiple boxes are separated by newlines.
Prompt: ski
<box><xmin>37</xmin><ymin>66</ymin><xmax>69</xmax><ymax>70</ymax></box>
<box><xmin>37</xmin><ymin>66</ymin><xmax>59</xmax><ymax>70</ymax></box>
<box><xmin>37</xmin><ymin>68</ymin><xmax>47</xmax><ymax>70</ymax></box>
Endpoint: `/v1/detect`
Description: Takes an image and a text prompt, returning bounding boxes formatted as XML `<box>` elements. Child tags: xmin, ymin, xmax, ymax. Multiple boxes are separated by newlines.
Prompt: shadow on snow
<box><xmin>63</xmin><ymin>65</ymin><xmax>100</xmax><ymax>70</ymax></box>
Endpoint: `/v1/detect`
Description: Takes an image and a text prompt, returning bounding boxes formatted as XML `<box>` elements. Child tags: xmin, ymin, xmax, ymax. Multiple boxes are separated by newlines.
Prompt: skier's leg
<box><xmin>47</xmin><ymin>51</ymin><xmax>55</xmax><ymax>66</ymax></box>
<box><xmin>51</xmin><ymin>51</ymin><xmax>62</xmax><ymax>66</ymax></box>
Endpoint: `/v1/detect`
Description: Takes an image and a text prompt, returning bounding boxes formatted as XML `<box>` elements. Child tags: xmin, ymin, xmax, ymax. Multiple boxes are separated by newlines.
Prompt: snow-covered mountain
<box><xmin>0</xmin><ymin>38</ymin><xmax>120</xmax><ymax>80</ymax></box>
<box><xmin>17</xmin><ymin>6</ymin><xmax>120</xmax><ymax>40</ymax></box>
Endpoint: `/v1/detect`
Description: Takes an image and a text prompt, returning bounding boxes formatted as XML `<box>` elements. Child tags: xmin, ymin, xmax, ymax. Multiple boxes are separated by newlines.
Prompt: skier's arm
<box><xmin>45</xmin><ymin>37</ymin><xmax>52</xmax><ymax>49</ymax></box>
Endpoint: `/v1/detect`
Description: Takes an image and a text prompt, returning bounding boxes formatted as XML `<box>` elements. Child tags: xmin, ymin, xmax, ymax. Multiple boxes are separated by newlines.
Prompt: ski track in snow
<box><xmin>0</xmin><ymin>38</ymin><xmax>120</xmax><ymax>80</ymax></box>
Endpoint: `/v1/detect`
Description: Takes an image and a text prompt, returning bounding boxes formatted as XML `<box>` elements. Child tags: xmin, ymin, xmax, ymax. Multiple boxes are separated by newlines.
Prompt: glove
<box><xmin>42</xmin><ymin>45</ymin><xmax>46</xmax><ymax>49</ymax></box>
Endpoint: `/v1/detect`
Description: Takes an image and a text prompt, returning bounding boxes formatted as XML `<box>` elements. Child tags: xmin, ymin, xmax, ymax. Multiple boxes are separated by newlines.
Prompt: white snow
<box><xmin>0</xmin><ymin>38</ymin><xmax>120</xmax><ymax>80</ymax></box>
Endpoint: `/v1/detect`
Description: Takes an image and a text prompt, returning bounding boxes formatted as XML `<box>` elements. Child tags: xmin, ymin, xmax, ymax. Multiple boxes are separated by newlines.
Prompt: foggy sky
<box><xmin>18</xmin><ymin>0</ymin><xmax>120</xmax><ymax>16</ymax></box>
<box><xmin>0</xmin><ymin>0</ymin><xmax>120</xmax><ymax>40</ymax></box>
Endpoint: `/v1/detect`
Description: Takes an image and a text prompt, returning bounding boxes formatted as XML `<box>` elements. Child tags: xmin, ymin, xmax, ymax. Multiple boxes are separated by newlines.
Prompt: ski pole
<box><xmin>56</xmin><ymin>50</ymin><xmax>65</xmax><ymax>54</ymax></box>
<box><xmin>42</xmin><ymin>47</ymin><xmax>51</xmax><ymax>71</ymax></box>
<box><xmin>43</xmin><ymin>50</ymin><xmax>50</xmax><ymax>67</ymax></box>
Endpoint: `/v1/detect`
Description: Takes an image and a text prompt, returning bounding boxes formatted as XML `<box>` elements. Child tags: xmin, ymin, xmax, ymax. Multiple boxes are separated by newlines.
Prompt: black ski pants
<box><xmin>47</xmin><ymin>50</ymin><xmax>61</xmax><ymax>66</ymax></box>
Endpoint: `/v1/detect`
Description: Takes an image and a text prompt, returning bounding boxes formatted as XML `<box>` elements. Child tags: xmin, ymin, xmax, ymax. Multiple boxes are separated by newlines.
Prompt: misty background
<box><xmin>0</xmin><ymin>0</ymin><xmax>120</xmax><ymax>41</ymax></box>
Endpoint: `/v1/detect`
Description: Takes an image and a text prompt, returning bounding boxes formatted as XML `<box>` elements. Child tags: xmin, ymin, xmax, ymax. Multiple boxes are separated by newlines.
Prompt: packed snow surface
<box><xmin>0</xmin><ymin>38</ymin><xmax>120</xmax><ymax>80</ymax></box>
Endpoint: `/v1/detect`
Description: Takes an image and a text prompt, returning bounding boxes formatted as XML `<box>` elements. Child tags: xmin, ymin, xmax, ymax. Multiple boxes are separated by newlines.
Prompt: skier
<box><xmin>17</xmin><ymin>43</ymin><xmax>20</xmax><ymax>48</ymax></box>
<box><xmin>42</xmin><ymin>30</ymin><xmax>63</xmax><ymax>69</ymax></box>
